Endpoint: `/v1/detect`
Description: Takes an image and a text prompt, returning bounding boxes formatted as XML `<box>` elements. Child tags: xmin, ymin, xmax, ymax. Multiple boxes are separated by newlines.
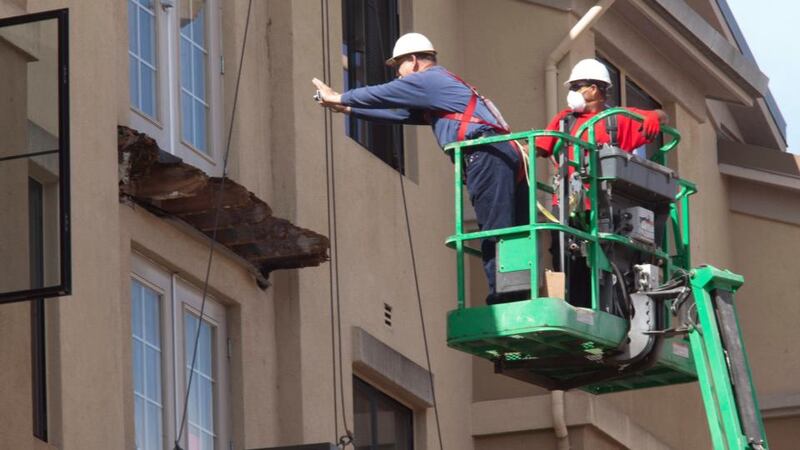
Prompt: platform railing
<box><xmin>443</xmin><ymin>108</ymin><xmax>694</xmax><ymax>311</ymax></box>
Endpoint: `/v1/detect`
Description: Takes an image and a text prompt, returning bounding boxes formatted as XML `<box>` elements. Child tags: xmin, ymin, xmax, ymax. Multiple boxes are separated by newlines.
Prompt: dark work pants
<box><xmin>550</xmin><ymin>224</ymin><xmax>591</xmax><ymax>308</ymax></box>
<box><xmin>464</xmin><ymin>141</ymin><xmax>528</xmax><ymax>303</ymax></box>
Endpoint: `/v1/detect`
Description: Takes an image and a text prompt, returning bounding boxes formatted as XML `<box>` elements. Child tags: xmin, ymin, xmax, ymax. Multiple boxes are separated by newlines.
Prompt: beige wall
<box><xmin>729</xmin><ymin>212</ymin><xmax>800</xmax><ymax>394</ymax></box>
<box><xmin>729</xmin><ymin>211</ymin><xmax>800</xmax><ymax>450</ymax></box>
<box><xmin>0</xmin><ymin>0</ymin><xmax>796</xmax><ymax>450</ymax></box>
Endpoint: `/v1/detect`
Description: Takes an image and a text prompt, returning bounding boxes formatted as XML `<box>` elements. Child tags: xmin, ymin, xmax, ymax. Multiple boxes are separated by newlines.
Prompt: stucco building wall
<box><xmin>0</xmin><ymin>0</ymin><xmax>796</xmax><ymax>449</ymax></box>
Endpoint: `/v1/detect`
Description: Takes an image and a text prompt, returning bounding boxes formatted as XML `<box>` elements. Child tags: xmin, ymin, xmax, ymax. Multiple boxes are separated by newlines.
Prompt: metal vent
<box><xmin>383</xmin><ymin>303</ymin><xmax>393</xmax><ymax>328</ymax></box>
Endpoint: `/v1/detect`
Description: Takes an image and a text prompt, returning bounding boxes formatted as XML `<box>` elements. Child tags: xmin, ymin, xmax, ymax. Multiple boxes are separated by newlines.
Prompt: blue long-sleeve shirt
<box><xmin>340</xmin><ymin>66</ymin><xmax>504</xmax><ymax>149</ymax></box>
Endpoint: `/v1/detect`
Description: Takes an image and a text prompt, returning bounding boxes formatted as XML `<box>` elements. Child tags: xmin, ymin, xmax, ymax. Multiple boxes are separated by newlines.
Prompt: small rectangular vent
<box><xmin>383</xmin><ymin>303</ymin><xmax>393</xmax><ymax>328</ymax></box>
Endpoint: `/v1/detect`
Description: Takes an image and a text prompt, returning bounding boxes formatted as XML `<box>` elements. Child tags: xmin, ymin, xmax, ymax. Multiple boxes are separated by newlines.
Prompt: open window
<box><xmin>0</xmin><ymin>9</ymin><xmax>70</xmax><ymax>304</ymax></box>
<box><xmin>597</xmin><ymin>54</ymin><xmax>664</xmax><ymax>161</ymax></box>
<box><xmin>127</xmin><ymin>0</ymin><xmax>224</xmax><ymax>175</ymax></box>
<box><xmin>342</xmin><ymin>0</ymin><xmax>405</xmax><ymax>173</ymax></box>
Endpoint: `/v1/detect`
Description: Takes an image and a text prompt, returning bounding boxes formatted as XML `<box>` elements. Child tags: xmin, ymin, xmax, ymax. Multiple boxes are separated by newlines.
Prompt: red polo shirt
<box><xmin>536</xmin><ymin>107</ymin><xmax>655</xmax><ymax>207</ymax></box>
<box><xmin>536</xmin><ymin>107</ymin><xmax>653</xmax><ymax>157</ymax></box>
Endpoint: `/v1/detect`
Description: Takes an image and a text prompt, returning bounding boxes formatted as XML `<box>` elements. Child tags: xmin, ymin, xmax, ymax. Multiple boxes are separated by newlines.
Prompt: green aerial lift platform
<box><xmin>442</xmin><ymin>109</ymin><xmax>768</xmax><ymax>449</ymax></box>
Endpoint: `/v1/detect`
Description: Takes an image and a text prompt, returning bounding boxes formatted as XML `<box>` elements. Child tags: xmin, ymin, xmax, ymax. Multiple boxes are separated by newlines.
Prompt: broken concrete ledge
<box><xmin>118</xmin><ymin>125</ymin><xmax>329</xmax><ymax>285</ymax></box>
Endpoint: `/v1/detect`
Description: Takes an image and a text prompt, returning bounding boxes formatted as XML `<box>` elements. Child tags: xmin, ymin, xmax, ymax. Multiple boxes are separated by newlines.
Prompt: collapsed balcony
<box><xmin>118</xmin><ymin>126</ymin><xmax>329</xmax><ymax>286</ymax></box>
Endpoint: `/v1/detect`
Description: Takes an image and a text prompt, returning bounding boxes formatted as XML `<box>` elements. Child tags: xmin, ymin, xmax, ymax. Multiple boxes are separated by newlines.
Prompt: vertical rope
<box><xmin>319</xmin><ymin>0</ymin><xmax>340</xmax><ymax>443</ymax></box>
<box><xmin>399</xmin><ymin>175</ymin><xmax>445</xmax><ymax>450</ymax></box>
<box><xmin>174</xmin><ymin>1</ymin><xmax>254</xmax><ymax>449</ymax></box>
<box><xmin>320</xmin><ymin>0</ymin><xmax>354</xmax><ymax>446</ymax></box>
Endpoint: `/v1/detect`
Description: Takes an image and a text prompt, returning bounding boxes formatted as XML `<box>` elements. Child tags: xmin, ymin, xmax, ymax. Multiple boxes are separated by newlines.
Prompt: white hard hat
<box><xmin>564</xmin><ymin>58</ymin><xmax>612</xmax><ymax>87</ymax></box>
<box><xmin>386</xmin><ymin>33</ymin><xmax>436</xmax><ymax>66</ymax></box>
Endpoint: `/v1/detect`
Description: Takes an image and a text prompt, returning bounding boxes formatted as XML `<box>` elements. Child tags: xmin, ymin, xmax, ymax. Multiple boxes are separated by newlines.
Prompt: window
<box><xmin>131</xmin><ymin>278</ymin><xmax>164</xmax><ymax>450</ymax></box>
<box><xmin>625</xmin><ymin>78</ymin><xmax>664</xmax><ymax>160</ymax></box>
<box><xmin>0</xmin><ymin>9</ymin><xmax>71</xmax><ymax>303</ymax></box>
<box><xmin>342</xmin><ymin>0</ymin><xmax>404</xmax><ymax>172</ymax></box>
<box><xmin>353</xmin><ymin>377</ymin><xmax>413</xmax><ymax>450</ymax></box>
<box><xmin>131</xmin><ymin>254</ymin><xmax>229</xmax><ymax>450</ymax></box>
<box><xmin>597</xmin><ymin>55</ymin><xmax>664</xmax><ymax>160</ymax></box>
<box><xmin>127</xmin><ymin>0</ymin><xmax>223</xmax><ymax>175</ymax></box>
<box><xmin>129</xmin><ymin>0</ymin><xmax>158</xmax><ymax>119</ymax></box>
<box><xmin>600</xmin><ymin>57</ymin><xmax>621</xmax><ymax>108</ymax></box>
<box><xmin>30</xmin><ymin>178</ymin><xmax>48</xmax><ymax>440</ymax></box>
<box><xmin>182</xmin><ymin>311</ymin><xmax>216</xmax><ymax>448</ymax></box>
<box><xmin>31</xmin><ymin>296</ymin><xmax>48</xmax><ymax>440</ymax></box>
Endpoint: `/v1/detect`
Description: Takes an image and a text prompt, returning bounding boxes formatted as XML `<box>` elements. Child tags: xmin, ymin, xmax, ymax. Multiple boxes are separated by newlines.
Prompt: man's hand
<box><xmin>312</xmin><ymin>78</ymin><xmax>343</xmax><ymax>106</ymax></box>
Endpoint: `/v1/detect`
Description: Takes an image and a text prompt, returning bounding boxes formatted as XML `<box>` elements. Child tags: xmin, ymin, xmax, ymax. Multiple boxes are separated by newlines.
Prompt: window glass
<box><xmin>342</xmin><ymin>0</ymin><xmax>404</xmax><ymax>172</ymax></box>
<box><xmin>184</xmin><ymin>311</ymin><xmax>216</xmax><ymax>450</ymax></box>
<box><xmin>29</xmin><ymin>179</ymin><xmax>44</xmax><ymax>289</ymax></box>
<box><xmin>353</xmin><ymin>383</ymin><xmax>372</xmax><ymax>450</ymax></box>
<box><xmin>131</xmin><ymin>279</ymin><xmax>164</xmax><ymax>450</ymax></box>
<box><xmin>353</xmin><ymin>377</ymin><xmax>413</xmax><ymax>450</ymax></box>
<box><xmin>30</xmin><ymin>178</ymin><xmax>48</xmax><ymax>440</ymax></box>
<box><xmin>132</xmin><ymin>257</ymin><xmax>229</xmax><ymax>450</ymax></box>
<box><xmin>626</xmin><ymin>78</ymin><xmax>663</xmax><ymax>160</ymax></box>
<box><xmin>179</xmin><ymin>0</ymin><xmax>209</xmax><ymax>154</ymax></box>
<box><xmin>128</xmin><ymin>0</ymin><xmax>157</xmax><ymax>119</ymax></box>
<box><xmin>595</xmin><ymin>55</ymin><xmax>664</xmax><ymax>161</ymax></box>
<box><xmin>0</xmin><ymin>10</ymin><xmax>70</xmax><ymax>303</ymax></box>
<box><xmin>596</xmin><ymin>55</ymin><xmax>621</xmax><ymax>108</ymax></box>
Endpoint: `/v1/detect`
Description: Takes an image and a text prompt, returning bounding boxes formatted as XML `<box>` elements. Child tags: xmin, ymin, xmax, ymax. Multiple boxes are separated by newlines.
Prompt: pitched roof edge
<box><xmin>713</xmin><ymin>0</ymin><xmax>787</xmax><ymax>143</ymax></box>
<box><xmin>649</xmin><ymin>0</ymin><xmax>767</xmax><ymax>96</ymax></box>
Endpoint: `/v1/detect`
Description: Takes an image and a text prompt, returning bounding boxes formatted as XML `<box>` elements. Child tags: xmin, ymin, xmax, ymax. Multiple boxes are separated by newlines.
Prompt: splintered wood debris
<box><xmin>118</xmin><ymin>126</ymin><xmax>329</xmax><ymax>283</ymax></box>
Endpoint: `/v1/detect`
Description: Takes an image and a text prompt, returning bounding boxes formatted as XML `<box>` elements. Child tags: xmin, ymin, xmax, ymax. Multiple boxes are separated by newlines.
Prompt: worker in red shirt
<box><xmin>536</xmin><ymin>58</ymin><xmax>668</xmax><ymax>308</ymax></box>
<box><xmin>536</xmin><ymin>58</ymin><xmax>667</xmax><ymax>161</ymax></box>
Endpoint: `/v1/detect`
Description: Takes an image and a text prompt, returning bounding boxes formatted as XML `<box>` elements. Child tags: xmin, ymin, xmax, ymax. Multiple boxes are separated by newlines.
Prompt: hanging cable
<box><xmin>358</xmin><ymin>6</ymin><xmax>445</xmax><ymax>446</ymax></box>
<box><xmin>399</xmin><ymin>176</ymin><xmax>445</xmax><ymax>450</ymax></box>
<box><xmin>320</xmin><ymin>0</ymin><xmax>340</xmax><ymax>443</ymax></box>
<box><xmin>319</xmin><ymin>0</ymin><xmax>354</xmax><ymax>446</ymax></box>
<box><xmin>174</xmin><ymin>1</ymin><xmax>254</xmax><ymax>449</ymax></box>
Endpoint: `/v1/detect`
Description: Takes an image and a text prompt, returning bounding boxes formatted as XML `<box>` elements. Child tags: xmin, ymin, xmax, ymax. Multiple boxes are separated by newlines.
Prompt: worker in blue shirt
<box><xmin>312</xmin><ymin>33</ymin><xmax>527</xmax><ymax>305</ymax></box>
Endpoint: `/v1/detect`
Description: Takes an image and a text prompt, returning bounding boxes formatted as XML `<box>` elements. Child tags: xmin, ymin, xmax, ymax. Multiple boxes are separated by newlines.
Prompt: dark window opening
<box><xmin>0</xmin><ymin>9</ymin><xmax>71</xmax><ymax>304</ymax></box>
<box><xmin>354</xmin><ymin>377</ymin><xmax>413</xmax><ymax>450</ymax></box>
<box><xmin>596</xmin><ymin>55</ymin><xmax>663</xmax><ymax>160</ymax></box>
<box><xmin>342</xmin><ymin>0</ymin><xmax>404</xmax><ymax>173</ymax></box>
<box><xmin>29</xmin><ymin>178</ymin><xmax>48</xmax><ymax>441</ymax></box>
<box><xmin>625</xmin><ymin>78</ymin><xmax>664</xmax><ymax>161</ymax></box>
<box><xmin>596</xmin><ymin>55</ymin><xmax>621</xmax><ymax>108</ymax></box>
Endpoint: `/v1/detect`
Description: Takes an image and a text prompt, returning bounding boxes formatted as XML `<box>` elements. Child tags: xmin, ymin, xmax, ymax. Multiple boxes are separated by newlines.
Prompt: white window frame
<box><xmin>128</xmin><ymin>0</ymin><xmax>224</xmax><ymax>176</ymax></box>
<box><xmin>173</xmin><ymin>277</ymin><xmax>229</xmax><ymax>450</ymax></box>
<box><xmin>130</xmin><ymin>272</ymin><xmax>168</xmax><ymax>450</ymax></box>
<box><xmin>131</xmin><ymin>253</ymin><xmax>229</xmax><ymax>450</ymax></box>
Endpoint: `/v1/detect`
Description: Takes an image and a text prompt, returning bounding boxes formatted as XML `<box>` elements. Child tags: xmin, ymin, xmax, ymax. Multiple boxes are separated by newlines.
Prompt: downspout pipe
<box><xmin>545</xmin><ymin>3</ymin><xmax>616</xmax><ymax>448</ymax></box>
<box><xmin>545</xmin><ymin>0</ymin><xmax>617</xmax><ymax>119</ymax></box>
<box><xmin>551</xmin><ymin>389</ymin><xmax>569</xmax><ymax>450</ymax></box>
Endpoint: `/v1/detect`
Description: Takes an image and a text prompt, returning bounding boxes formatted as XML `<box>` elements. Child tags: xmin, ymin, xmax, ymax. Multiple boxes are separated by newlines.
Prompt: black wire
<box><xmin>358</xmin><ymin>6</ymin><xmax>444</xmax><ymax>446</ymax></box>
<box><xmin>609</xmin><ymin>261</ymin><xmax>634</xmax><ymax>354</ymax></box>
<box><xmin>399</xmin><ymin>175</ymin><xmax>445</xmax><ymax>450</ymax></box>
<box><xmin>613</xmin><ymin>262</ymin><xmax>633</xmax><ymax>319</ymax></box>
<box><xmin>320</xmin><ymin>0</ymin><xmax>339</xmax><ymax>443</ymax></box>
<box><xmin>174</xmin><ymin>1</ymin><xmax>253</xmax><ymax>448</ymax></box>
<box><xmin>320</xmin><ymin>0</ymin><xmax>354</xmax><ymax>446</ymax></box>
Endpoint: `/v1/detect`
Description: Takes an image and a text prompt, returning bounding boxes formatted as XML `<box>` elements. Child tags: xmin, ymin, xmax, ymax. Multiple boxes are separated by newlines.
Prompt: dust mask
<box><xmin>567</xmin><ymin>90</ymin><xmax>586</xmax><ymax>113</ymax></box>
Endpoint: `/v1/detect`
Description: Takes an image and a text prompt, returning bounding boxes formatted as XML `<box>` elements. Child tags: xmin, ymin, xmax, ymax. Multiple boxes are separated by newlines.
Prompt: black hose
<box><xmin>610</xmin><ymin>261</ymin><xmax>633</xmax><ymax>320</ymax></box>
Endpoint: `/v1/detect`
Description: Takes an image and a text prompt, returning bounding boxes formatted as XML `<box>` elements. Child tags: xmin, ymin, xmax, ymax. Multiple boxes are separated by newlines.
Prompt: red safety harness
<box><xmin>428</xmin><ymin>71</ymin><xmax>525</xmax><ymax>182</ymax></box>
<box><xmin>436</xmin><ymin>72</ymin><xmax>511</xmax><ymax>140</ymax></box>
